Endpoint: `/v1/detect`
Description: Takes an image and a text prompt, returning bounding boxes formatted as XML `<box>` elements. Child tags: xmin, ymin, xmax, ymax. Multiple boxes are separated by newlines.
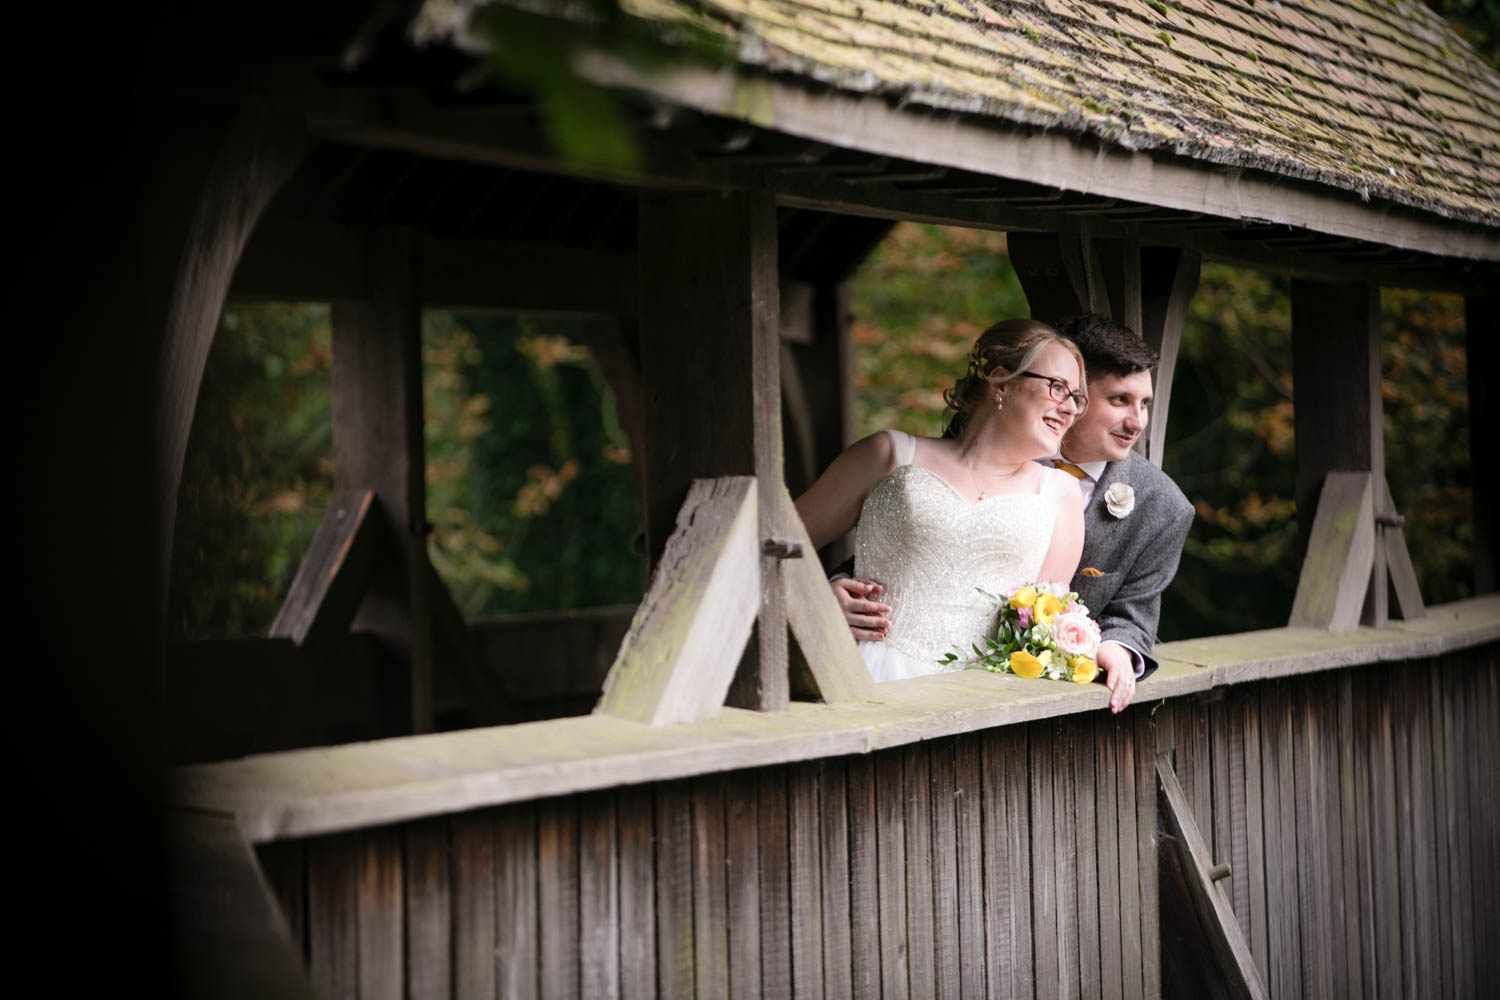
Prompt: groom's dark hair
<box><xmin>1053</xmin><ymin>313</ymin><xmax>1158</xmax><ymax>378</ymax></box>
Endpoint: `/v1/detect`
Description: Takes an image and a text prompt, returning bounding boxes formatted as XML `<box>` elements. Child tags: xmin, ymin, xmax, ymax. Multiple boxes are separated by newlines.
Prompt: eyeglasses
<box><xmin>1016</xmin><ymin>372</ymin><xmax>1088</xmax><ymax>412</ymax></box>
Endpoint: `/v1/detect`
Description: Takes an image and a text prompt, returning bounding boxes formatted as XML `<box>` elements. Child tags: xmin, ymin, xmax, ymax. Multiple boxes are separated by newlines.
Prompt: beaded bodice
<box><xmin>855</xmin><ymin>463</ymin><xmax>1055</xmax><ymax>668</ymax></box>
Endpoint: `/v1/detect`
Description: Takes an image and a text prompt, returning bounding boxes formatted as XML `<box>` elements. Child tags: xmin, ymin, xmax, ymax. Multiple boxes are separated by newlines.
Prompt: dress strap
<box><xmin>881</xmin><ymin>429</ymin><xmax>917</xmax><ymax>468</ymax></box>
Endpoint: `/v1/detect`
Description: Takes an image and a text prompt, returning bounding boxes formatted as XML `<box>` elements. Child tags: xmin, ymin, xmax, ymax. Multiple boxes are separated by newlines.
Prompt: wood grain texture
<box><xmin>402</xmin><ymin>819</ymin><xmax>451</xmax><ymax>1000</ymax></box>
<box><xmin>1136</xmin><ymin>710</ymin><xmax>1161</xmax><ymax>999</ymax></box>
<box><xmin>846</xmin><ymin>754</ymin><xmax>881</xmax><ymax>999</ymax></box>
<box><xmin>596</xmin><ymin>476</ymin><xmax>761</xmax><ymax>726</ymax></box>
<box><xmin>724</xmin><ymin>770</ymin><xmax>762</xmax><ymax>1000</ymax></box>
<box><xmin>655</xmin><ymin>780</ymin><xmax>695</xmax><ymax>1000</ymax></box>
<box><xmin>1111</xmin><ymin>714</ymin><xmax>1143</xmax><ymax>1000</ymax></box>
<box><xmin>951</xmin><ymin>736</ymin><xmax>987</xmax><ymax>1000</ymax></box>
<box><xmin>1240</xmin><ymin>694</ymin><xmax>1269</xmax><ymax>988</ymax></box>
<box><xmin>692</xmin><ymin>777</ymin><xmax>730</xmax><ymax>1000</ymax></box>
<box><xmin>495</xmin><ymin>804</ymin><xmax>539</xmax><ymax>1000</ymax></box>
<box><xmin>538</xmin><ymin>797</ymin><xmax>582</xmax><ymax>1000</ymax></box>
<box><xmin>875</xmin><ymin>751</ymin><xmax>909</xmax><ymax>1000</ymax></box>
<box><xmin>451</xmin><ymin>812</ymin><xmax>496</xmax><ymax>1000</ymax></box>
<box><xmin>1074</xmin><ymin>715</ymin><xmax>1102</xmax><ymax>1000</ymax></box>
<box><xmin>1288</xmin><ymin>471</ymin><xmax>1376</xmax><ymax>630</ymax></box>
<box><xmin>788</xmin><ymin>761</ymin><xmax>825</xmax><ymax>1000</ymax></box>
<box><xmin>984</xmin><ymin>726</ymin><xmax>1034</xmax><ymax>1000</ymax></box>
<box><xmin>926</xmin><ymin>742</ymin><xmax>962</xmax><ymax>1000</ymax></box>
<box><xmin>757</xmin><ymin>767</ymin><xmax>793</xmax><ymax>1000</ymax></box>
<box><xmin>355</xmin><ymin>827</ymin><xmax>403</xmax><ymax>1000</ymax></box>
<box><xmin>618</xmin><ymin>786</ymin><xmax>658</xmax><ymax>1000</ymax></box>
<box><xmin>816</xmin><ymin>759</ymin><xmax>853</xmax><ymax>1000</ymax></box>
<box><xmin>307</xmin><ymin>832</ymin><xmax>359</xmax><ymax>1000</ymax></box>
<box><xmin>1138</xmin><ymin>246</ymin><xmax>1201</xmax><ymax>468</ymax></box>
<box><xmin>579</xmin><ymin>792</ymin><xmax>621</xmax><ymax>1000</ymax></box>
<box><xmin>1093</xmin><ymin>715</ymin><xmax>1125</xmax><ymax>1000</ymax></box>
<box><xmin>901</xmin><ymin>743</ymin><xmax>936</xmax><ymax>997</ymax></box>
<box><xmin>1029</xmin><ymin>721</ymin><xmax>1060</xmax><ymax>1000</ymax></box>
<box><xmin>269</xmin><ymin>489</ymin><xmax>377</xmax><ymax>656</ymax></box>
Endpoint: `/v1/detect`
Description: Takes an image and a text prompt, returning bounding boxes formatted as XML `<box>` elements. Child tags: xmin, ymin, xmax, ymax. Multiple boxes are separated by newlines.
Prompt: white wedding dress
<box><xmin>856</xmin><ymin>429</ymin><xmax>1077</xmax><ymax>682</ymax></box>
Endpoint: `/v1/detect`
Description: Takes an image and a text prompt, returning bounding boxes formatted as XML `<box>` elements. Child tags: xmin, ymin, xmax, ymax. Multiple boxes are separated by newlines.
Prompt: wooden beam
<box><xmin>1380</xmin><ymin>477</ymin><xmax>1425</xmax><ymax>622</ymax></box>
<box><xmin>1138</xmin><ymin>247</ymin><xmax>1201</xmax><ymax>468</ymax></box>
<box><xmin>1468</xmin><ymin>295</ymin><xmax>1498</xmax><ymax>594</ymax></box>
<box><xmin>594</xmin><ymin>477</ymin><xmax>761</xmax><ymax>727</ymax></box>
<box><xmin>1008</xmin><ymin>233</ymin><xmax>1089</xmax><ymax>322</ymax></box>
<box><xmin>774</xmin><ymin>484</ymin><xmax>876</xmax><ymax>704</ymax></box>
<box><xmin>231</xmin><ymin>218</ymin><xmax>639</xmax><ymax>315</ymax></box>
<box><xmin>1291</xmin><ymin>280</ymin><xmax>1383</xmax><ymax>569</ymax></box>
<box><xmin>269</xmin><ymin>489</ymin><xmax>378</xmax><ymax>660</ymax></box>
<box><xmin>637</xmin><ymin>190</ymin><xmax>788</xmax><ymax>712</ymax></box>
<box><xmin>331</xmin><ymin>228</ymin><xmax>435</xmax><ymax>733</ymax></box>
<box><xmin>1288</xmin><ymin>472</ymin><xmax>1376</xmax><ymax>631</ymax></box>
<box><xmin>1156</xmin><ymin>758</ymin><xmax>1270</xmax><ymax>1000</ymax></box>
<box><xmin>169</xmin><ymin>809</ymin><xmax>319</xmax><ymax>1000</ymax></box>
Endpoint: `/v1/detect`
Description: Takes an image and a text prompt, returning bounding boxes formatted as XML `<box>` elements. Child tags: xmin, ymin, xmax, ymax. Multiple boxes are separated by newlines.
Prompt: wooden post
<box><xmin>331</xmin><ymin>229</ymin><xmax>435</xmax><ymax>733</ymax></box>
<box><xmin>1137</xmin><ymin>247</ymin><xmax>1200</xmax><ymax>468</ymax></box>
<box><xmin>638</xmin><ymin>192</ymin><xmax>788</xmax><ymax>712</ymax></box>
<box><xmin>1468</xmin><ymin>295</ymin><xmax>1497</xmax><ymax>594</ymax></box>
<box><xmin>1291</xmin><ymin>281</ymin><xmax>1388</xmax><ymax>627</ymax></box>
<box><xmin>783</xmin><ymin>280</ymin><xmax>856</xmax><ymax>563</ymax></box>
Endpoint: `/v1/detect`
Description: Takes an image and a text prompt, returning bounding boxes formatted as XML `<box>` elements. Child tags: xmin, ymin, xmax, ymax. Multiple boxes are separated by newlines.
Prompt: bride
<box><xmin>794</xmin><ymin>319</ymin><xmax>1088</xmax><ymax>682</ymax></box>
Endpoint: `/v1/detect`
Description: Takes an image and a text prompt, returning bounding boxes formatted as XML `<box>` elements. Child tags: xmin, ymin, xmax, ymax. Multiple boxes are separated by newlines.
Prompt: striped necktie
<box><xmin>1052</xmin><ymin>459</ymin><xmax>1090</xmax><ymax>481</ymax></box>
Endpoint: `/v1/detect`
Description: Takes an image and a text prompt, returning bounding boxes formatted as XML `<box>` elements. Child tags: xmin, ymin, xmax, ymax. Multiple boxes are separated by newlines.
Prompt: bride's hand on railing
<box><xmin>1099</xmin><ymin>643</ymin><xmax>1137</xmax><ymax>713</ymax></box>
<box><xmin>831</xmin><ymin>577</ymin><xmax>891</xmax><ymax>642</ymax></box>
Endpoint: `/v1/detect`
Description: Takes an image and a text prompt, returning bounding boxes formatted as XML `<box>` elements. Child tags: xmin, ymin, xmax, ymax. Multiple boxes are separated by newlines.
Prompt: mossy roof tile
<box><xmin>481</xmin><ymin>0</ymin><xmax>1500</xmax><ymax>225</ymax></box>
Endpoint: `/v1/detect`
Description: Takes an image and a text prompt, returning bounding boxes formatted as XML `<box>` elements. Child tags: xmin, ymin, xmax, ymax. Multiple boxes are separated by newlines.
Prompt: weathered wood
<box><xmin>788</xmin><ymin>761</ymin><xmax>825</xmax><ymax>1000</ymax></box>
<box><xmin>816</xmin><ymin>759</ymin><xmax>854</xmax><ymax>999</ymax></box>
<box><xmin>355</xmin><ymin>827</ymin><xmax>403</xmax><ymax>1000</ymax></box>
<box><xmin>618</xmin><ymin>786</ymin><xmax>658</xmax><ymax>1000</ymax></box>
<box><xmin>1240</xmin><ymin>694</ymin><xmax>1269</xmax><ymax>986</ymax></box>
<box><xmin>785</xmin><ymin>282</ymin><xmax>856</xmax><ymax>524</ymax></box>
<box><xmin>403</xmin><ymin>819</ymin><xmax>451</xmax><ymax>1000</ymax></box>
<box><xmin>1008</xmin><ymin>233</ymin><xmax>1089</xmax><ymax>322</ymax></box>
<box><xmin>1093</xmin><ymin>715</ymin><xmax>1125</xmax><ymax>1000</ymax></box>
<box><xmin>1052</xmin><ymin>720</ymin><xmax>1082</xmax><ymax>999</ymax></box>
<box><xmin>1112</xmin><ymin>715</ymin><xmax>1143</xmax><ymax>1000</ymax></box>
<box><xmin>538</xmin><ymin>797</ymin><xmax>582</xmax><ymax>1000</ymax></box>
<box><xmin>1029</xmin><ymin>721</ymin><xmax>1060</xmax><ymax>1000</ymax></box>
<box><xmin>307</xmin><ymin>832</ymin><xmax>360</xmax><ymax>1000</ymax></box>
<box><xmin>757</xmin><ymin>767</ymin><xmax>793</xmax><ymax>999</ymax></box>
<box><xmin>845</xmin><ymin>754</ymin><xmax>880</xmax><ymax>998</ymax></box>
<box><xmin>1438</xmin><ymin>663</ymin><xmax>1474</xmax><ymax>1000</ymax></box>
<box><xmin>330</xmin><ymin>228</ymin><xmax>433</xmax><ymax>733</ymax></box>
<box><xmin>269</xmin><ymin>490</ymin><xmax>378</xmax><ymax>657</ymax></box>
<box><xmin>451</xmin><ymin>811</ymin><xmax>496</xmax><ymax>998</ymax></box>
<box><xmin>927</xmin><ymin>742</ymin><xmax>961</xmax><ymax>1000</ymax></box>
<box><xmin>902</xmin><ymin>743</ymin><xmax>937</xmax><ymax>997</ymax></box>
<box><xmin>1137</xmin><ymin>246</ymin><xmax>1200</xmax><ymax>468</ymax></box>
<box><xmin>1291</xmin><ymin>686</ymin><xmax>1334</xmax><ymax>999</ymax></box>
<box><xmin>1468</xmin><ymin>295</ymin><xmax>1498</xmax><ymax>594</ymax></box>
<box><xmin>1074</xmin><ymin>715</ymin><xmax>1102</xmax><ymax>1000</ymax></box>
<box><xmin>1369</xmin><ymin>671</ymin><xmax>1404</xmax><ymax>995</ymax></box>
<box><xmin>692</xmin><ymin>776</ymin><xmax>730</xmax><ymax>1000</ymax></box>
<box><xmin>595</xmin><ymin>476</ymin><xmax>760</xmax><ymax>726</ymax></box>
<box><xmin>1336</xmin><ymin>673</ymin><xmax>1364</xmax><ymax>1000</ymax></box>
<box><xmin>1156</xmin><ymin>759</ymin><xmax>1270</xmax><ymax>1000</ymax></box>
<box><xmin>724</xmin><ymin>770</ymin><xmax>762</xmax><ymax>1000</ymax></box>
<box><xmin>777</xmin><ymin>485</ymin><xmax>876</xmax><ymax>704</ymax></box>
<box><xmin>170</xmin><ymin>810</ymin><xmax>318</xmax><ymax>1000</ymax></box>
<box><xmin>1288</xmin><ymin>471</ymin><xmax>1376</xmax><ymax>630</ymax></box>
<box><xmin>579</xmin><ymin>791</ymin><xmax>621</xmax><ymax>1000</ymax></box>
<box><xmin>875</xmin><ymin>751</ymin><xmax>909</xmax><ymax>1000</ymax></box>
<box><xmin>952</xmin><ymin>735</ymin><xmax>987</xmax><ymax>1000</ymax></box>
<box><xmin>637</xmin><ymin>191</ymin><xmax>787</xmax><ymax>713</ymax></box>
<box><xmin>1380</xmin><ymin>477</ymin><xmax>1426</xmax><ymax>621</ymax></box>
<box><xmin>255</xmin><ymin>839</ymin><xmax>306</xmax><ymax>957</ymax></box>
<box><xmin>984</xmin><ymin>725</ymin><xmax>1035</xmax><ymax>1000</ymax></box>
<box><xmin>655</xmin><ymin>780</ymin><xmax>695</xmax><ymax>999</ymax></box>
<box><xmin>1407</xmin><ymin>666</ymin><xmax>1442</xmax><ymax>999</ymax></box>
<box><xmin>1136</xmin><ymin>710</ymin><xmax>1162</xmax><ymax>999</ymax></box>
<box><xmin>495</xmin><ymin>804</ymin><xmax>539</xmax><ymax>1000</ymax></box>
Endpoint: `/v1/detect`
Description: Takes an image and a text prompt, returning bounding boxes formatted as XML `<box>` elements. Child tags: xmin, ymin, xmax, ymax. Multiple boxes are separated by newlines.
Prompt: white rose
<box><xmin>1052</xmin><ymin>611</ymin><xmax>1102</xmax><ymax>658</ymax></box>
<box><xmin>1104</xmin><ymin>482</ymin><xmax>1135</xmax><ymax>519</ymax></box>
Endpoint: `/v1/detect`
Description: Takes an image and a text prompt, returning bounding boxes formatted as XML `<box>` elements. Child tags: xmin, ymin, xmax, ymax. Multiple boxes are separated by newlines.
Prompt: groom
<box><xmin>834</xmin><ymin>313</ymin><xmax>1194</xmax><ymax>712</ymax></box>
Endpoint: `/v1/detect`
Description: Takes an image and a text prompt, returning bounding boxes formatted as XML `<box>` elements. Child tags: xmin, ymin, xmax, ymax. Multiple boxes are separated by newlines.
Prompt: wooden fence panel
<box><xmin>247</xmin><ymin>650</ymin><xmax>1500</xmax><ymax>1000</ymax></box>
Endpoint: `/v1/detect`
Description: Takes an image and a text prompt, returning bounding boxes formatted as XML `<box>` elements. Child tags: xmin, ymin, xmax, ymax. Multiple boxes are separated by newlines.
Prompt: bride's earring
<box><xmin>994</xmin><ymin>391</ymin><xmax>1006</xmax><ymax>412</ymax></box>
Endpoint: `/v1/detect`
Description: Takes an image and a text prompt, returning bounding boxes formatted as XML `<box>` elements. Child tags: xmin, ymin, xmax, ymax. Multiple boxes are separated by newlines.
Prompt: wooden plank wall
<box><xmin>257</xmin><ymin>648</ymin><xmax>1500</xmax><ymax>999</ymax></box>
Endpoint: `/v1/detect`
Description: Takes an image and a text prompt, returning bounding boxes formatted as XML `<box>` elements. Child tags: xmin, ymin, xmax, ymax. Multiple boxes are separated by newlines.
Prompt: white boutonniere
<box><xmin>1104</xmin><ymin>482</ymin><xmax>1135</xmax><ymax>519</ymax></box>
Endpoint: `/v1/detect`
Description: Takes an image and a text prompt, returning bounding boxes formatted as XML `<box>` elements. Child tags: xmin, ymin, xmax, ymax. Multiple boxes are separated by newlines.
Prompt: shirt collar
<box><xmin>1052</xmin><ymin>454</ymin><xmax>1108</xmax><ymax>482</ymax></box>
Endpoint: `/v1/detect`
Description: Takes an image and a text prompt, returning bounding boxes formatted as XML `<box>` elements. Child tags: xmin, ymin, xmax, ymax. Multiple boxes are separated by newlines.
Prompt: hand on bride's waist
<box><xmin>831</xmin><ymin>577</ymin><xmax>891</xmax><ymax>641</ymax></box>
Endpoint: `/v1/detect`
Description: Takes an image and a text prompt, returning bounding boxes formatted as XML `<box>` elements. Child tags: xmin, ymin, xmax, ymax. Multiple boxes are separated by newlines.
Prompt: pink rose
<box><xmin>1016</xmin><ymin>606</ymin><xmax>1034</xmax><ymax>629</ymax></box>
<box><xmin>1052</xmin><ymin>611</ymin><xmax>1101</xmax><ymax>658</ymax></box>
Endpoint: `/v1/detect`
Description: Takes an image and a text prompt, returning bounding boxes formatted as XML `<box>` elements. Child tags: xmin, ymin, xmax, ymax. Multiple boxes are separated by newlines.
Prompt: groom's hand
<box><xmin>831</xmin><ymin>578</ymin><xmax>891</xmax><ymax>641</ymax></box>
<box><xmin>1099</xmin><ymin>643</ymin><xmax>1137</xmax><ymax>714</ymax></box>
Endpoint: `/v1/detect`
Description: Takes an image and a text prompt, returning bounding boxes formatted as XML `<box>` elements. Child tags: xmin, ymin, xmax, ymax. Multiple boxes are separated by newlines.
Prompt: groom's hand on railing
<box><xmin>831</xmin><ymin>577</ymin><xmax>891</xmax><ymax>642</ymax></box>
<box><xmin>1099</xmin><ymin>642</ymin><xmax>1137</xmax><ymax>713</ymax></box>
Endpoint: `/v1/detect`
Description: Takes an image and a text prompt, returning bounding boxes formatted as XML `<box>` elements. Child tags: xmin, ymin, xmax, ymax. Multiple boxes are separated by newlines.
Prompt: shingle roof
<box><xmin>426</xmin><ymin>0</ymin><xmax>1500</xmax><ymax>228</ymax></box>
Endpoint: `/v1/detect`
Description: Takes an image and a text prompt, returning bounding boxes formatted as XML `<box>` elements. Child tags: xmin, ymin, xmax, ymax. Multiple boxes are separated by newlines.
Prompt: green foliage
<box><xmin>424</xmin><ymin>313</ymin><xmax>642</xmax><ymax>618</ymax></box>
<box><xmin>169</xmin><ymin>303</ymin><xmax>333</xmax><ymax>639</ymax></box>
<box><xmin>848</xmin><ymin>223</ymin><xmax>1028</xmax><ymax>438</ymax></box>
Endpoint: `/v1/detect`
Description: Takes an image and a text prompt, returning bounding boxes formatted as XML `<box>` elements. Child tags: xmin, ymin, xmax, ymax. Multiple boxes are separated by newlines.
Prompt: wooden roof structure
<box><xmin>14</xmin><ymin>0</ymin><xmax>1500</xmax><ymax>995</ymax></box>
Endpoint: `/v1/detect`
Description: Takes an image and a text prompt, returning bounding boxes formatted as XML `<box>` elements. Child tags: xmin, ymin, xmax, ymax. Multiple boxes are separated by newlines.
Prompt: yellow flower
<box><xmin>1037</xmin><ymin>649</ymin><xmax>1053</xmax><ymax>666</ymax></box>
<box><xmin>1009</xmin><ymin>650</ymin><xmax>1045</xmax><ymax>678</ymax></box>
<box><xmin>1009</xmin><ymin>586</ymin><xmax>1038</xmax><ymax>609</ymax></box>
<box><xmin>1068</xmin><ymin>656</ymin><xmax>1098</xmax><ymax>683</ymax></box>
<box><xmin>1035</xmin><ymin>593</ymin><xmax>1063</xmax><ymax>624</ymax></box>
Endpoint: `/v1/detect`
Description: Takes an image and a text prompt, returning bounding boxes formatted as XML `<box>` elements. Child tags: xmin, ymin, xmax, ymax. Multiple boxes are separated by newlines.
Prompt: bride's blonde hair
<box><xmin>942</xmin><ymin>318</ymin><xmax>1084</xmax><ymax>439</ymax></box>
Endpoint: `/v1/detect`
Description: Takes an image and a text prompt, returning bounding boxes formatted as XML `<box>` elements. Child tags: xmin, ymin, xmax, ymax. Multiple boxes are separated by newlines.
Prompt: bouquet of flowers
<box><xmin>940</xmin><ymin>581</ymin><xmax>1102</xmax><ymax>683</ymax></box>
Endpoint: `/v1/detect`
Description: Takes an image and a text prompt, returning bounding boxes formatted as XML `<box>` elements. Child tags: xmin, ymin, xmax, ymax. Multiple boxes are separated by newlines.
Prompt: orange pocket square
<box><xmin>1080</xmin><ymin>567</ymin><xmax>1105</xmax><ymax>577</ymax></box>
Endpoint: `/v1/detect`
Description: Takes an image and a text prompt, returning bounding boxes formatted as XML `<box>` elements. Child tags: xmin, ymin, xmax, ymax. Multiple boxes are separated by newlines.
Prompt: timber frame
<box><xmin>14</xmin><ymin>1</ymin><xmax>1500</xmax><ymax>995</ymax></box>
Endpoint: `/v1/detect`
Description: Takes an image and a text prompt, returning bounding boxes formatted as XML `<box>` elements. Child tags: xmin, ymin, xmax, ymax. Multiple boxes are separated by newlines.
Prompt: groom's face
<box><xmin>1061</xmin><ymin>368</ymin><xmax>1153</xmax><ymax>463</ymax></box>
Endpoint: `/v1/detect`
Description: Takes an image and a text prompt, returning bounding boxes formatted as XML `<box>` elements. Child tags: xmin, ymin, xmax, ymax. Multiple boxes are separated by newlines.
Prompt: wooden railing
<box><xmin>172</xmin><ymin>596</ymin><xmax>1500</xmax><ymax>999</ymax></box>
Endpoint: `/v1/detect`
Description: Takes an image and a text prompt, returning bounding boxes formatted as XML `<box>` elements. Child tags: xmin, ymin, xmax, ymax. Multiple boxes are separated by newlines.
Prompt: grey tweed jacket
<box><xmin>1069</xmin><ymin>452</ymin><xmax>1195</xmax><ymax>679</ymax></box>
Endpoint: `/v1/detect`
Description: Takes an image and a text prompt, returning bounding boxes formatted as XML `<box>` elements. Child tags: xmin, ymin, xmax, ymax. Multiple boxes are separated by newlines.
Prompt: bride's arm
<box><xmin>794</xmin><ymin>431</ymin><xmax>897</xmax><ymax>550</ymax></box>
<box><xmin>1038</xmin><ymin>487</ymin><xmax>1084</xmax><ymax>584</ymax></box>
